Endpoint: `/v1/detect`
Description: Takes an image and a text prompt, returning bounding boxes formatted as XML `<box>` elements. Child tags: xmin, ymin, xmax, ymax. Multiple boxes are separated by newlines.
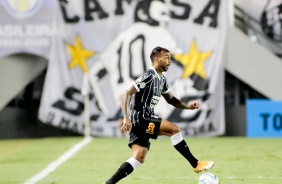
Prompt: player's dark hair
<box><xmin>150</xmin><ymin>46</ymin><xmax>170</xmax><ymax>61</ymax></box>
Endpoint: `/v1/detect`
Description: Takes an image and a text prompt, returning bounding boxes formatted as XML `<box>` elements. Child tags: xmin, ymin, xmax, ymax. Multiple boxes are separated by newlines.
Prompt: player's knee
<box><xmin>172</xmin><ymin>125</ymin><xmax>180</xmax><ymax>135</ymax></box>
<box><xmin>134</xmin><ymin>155</ymin><xmax>146</xmax><ymax>164</ymax></box>
<box><xmin>133</xmin><ymin>148</ymin><xmax>147</xmax><ymax>164</ymax></box>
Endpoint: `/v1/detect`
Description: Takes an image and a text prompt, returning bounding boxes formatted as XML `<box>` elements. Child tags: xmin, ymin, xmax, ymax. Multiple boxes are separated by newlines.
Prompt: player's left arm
<box><xmin>162</xmin><ymin>91</ymin><xmax>199</xmax><ymax>110</ymax></box>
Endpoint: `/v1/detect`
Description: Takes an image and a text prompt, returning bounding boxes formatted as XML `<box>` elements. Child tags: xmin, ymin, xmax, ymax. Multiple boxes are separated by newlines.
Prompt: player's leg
<box><xmin>158</xmin><ymin>119</ymin><xmax>214</xmax><ymax>173</ymax></box>
<box><xmin>104</xmin><ymin>131</ymin><xmax>150</xmax><ymax>184</ymax></box>
<box><xmin>158</xmin><ymin>119</ymin><xmax>198</xmax><ymax>168</ymax></box>
<box><xmin>104</xmin><ymin>144</ymin><xmax>147</xmax><ymax>184</ymax></box>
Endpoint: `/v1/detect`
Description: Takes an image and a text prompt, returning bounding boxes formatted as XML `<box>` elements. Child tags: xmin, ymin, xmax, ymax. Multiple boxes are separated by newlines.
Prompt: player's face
<box><xmin>159</xmin><ymin>51</ymin><xmax>171</xmax><ymax>72</ymax></box>
<box><xmin>149</xmin><ymin>1</ymin><xmax>170</xmax><ymax>27</ymax></box>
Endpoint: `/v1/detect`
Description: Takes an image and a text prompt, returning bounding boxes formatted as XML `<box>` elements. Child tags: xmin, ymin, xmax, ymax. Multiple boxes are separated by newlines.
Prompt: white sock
<box><xmin>126</xmin><ymin>157</ymin><xmax>141</xmax><ymax>169</ymax></box>
<box><xmin>170</xmin><ymin>132</ymin><xmax>183</xmax><ymax>146</ymax></box>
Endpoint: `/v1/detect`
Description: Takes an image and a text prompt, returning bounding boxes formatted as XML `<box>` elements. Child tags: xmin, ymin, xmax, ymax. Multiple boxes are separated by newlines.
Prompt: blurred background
<box><xmin>0</xmin><ymin>0</ymin><xmax>281</xmax><ymax>139</ymax></box>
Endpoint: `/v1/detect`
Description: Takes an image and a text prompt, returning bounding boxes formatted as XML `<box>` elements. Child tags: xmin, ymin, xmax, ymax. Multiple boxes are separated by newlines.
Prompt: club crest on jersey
<box><xmin>139</xmin><ymin>82</ymin><xmax>146</xmax><ymax>89</ymax></box>
<box><xmin>146</xmin><ymin>122</ymin><xmax>155</xmax><ymax>134</ymax></box>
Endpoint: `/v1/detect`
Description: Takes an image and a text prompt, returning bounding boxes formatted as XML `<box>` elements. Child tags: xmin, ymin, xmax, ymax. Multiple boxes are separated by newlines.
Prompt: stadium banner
<box><xmin>247</xmin><ymin>100</ymin><xmax>282</xmax><ymax>138</ymax></box>
<box><xmin>0</xmin><ymin>0</ymin><xmax>59</xmax><ymax>59</ymax></box>
<box><xmin>39</xmin><ymin>0</ymin><xmax>227</xmax><ymax>137</ymax></box>
<box><xmin>234</xmin><ymin>0</ymin><xmax>282</xmax><ymax>56</ymax></box>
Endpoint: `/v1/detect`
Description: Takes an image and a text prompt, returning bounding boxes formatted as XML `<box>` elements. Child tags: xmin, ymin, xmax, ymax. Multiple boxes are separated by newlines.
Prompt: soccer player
<box><xmin>104</xmin><ymin>47</ymin><xmax>214</xmax><ymax>184</ymax></box>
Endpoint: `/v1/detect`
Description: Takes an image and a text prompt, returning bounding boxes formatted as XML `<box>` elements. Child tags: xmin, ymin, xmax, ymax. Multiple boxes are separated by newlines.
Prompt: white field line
<box><xmin>22</xmin><ymin>136</ymin><xmax>93</xmax><ymax>184</ymax></box>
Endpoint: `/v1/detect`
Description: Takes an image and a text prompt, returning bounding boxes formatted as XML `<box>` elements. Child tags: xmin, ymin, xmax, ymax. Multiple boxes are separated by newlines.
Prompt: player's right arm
<box><xmin>120</xmin><ymin>84</ymin><xmax>137</xmax><ymax>131</ymax></box>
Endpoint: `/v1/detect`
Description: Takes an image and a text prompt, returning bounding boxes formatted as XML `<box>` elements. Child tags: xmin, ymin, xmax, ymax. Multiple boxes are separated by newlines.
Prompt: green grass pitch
<box><xmin>0</xmin><ymin>137</ymin><xmax>282</xmax><ymax>184</ymax></box>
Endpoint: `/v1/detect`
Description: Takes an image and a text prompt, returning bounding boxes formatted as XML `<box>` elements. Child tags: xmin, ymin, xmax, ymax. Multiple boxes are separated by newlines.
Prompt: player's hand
<box><xmin>121</xmin><ymin>117</ymin><xmax>132</xmax><ymax>132</ymax></box>
<box><xmin>188</xmin><ymin>101</ymin><xmax>199</xmax><ymax>110</ymax></box>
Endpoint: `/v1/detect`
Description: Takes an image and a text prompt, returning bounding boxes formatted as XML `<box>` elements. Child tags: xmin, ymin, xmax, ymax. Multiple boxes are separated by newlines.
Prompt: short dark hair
<box><xmin>150</xmin><ymin>46</ymin><xmax>170</xmax><ymax>61</ymax></box>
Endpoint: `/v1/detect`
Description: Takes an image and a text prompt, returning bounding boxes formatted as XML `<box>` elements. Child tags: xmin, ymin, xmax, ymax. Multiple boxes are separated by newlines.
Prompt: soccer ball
<box><xmin>198</xmin><ymin>172</ymin><xmax>219</xmax><ymax>184</ymax></box>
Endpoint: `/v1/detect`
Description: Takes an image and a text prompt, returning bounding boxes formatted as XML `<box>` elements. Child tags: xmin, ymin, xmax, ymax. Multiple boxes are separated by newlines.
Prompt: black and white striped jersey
<box><xmin>129</xmin><ymin>67</ymin><xmax>170</xmax><ymax>118</ymax></box>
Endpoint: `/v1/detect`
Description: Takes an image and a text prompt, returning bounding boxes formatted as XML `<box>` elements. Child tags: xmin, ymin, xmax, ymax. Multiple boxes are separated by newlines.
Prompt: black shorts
<box><xmin>128</xmin><ymin>116</ymin><xmax>161</xmax><ymax>150</ymax></box>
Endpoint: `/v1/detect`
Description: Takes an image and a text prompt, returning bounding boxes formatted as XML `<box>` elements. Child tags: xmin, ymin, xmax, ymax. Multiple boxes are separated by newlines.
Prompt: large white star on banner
<box><xmin>66</xmin><ymin>35</ymin><xmax>95</xmax><ymax>73</ymax></box>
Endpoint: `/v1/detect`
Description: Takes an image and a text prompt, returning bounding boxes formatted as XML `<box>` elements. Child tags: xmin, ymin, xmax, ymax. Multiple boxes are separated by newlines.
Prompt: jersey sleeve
<box><xmin>161</xmin><ymin>76</ymin><xmax>170</xmax><ymax>94</ymax></box>
<box><xmin>133</xmin><ymin>72</ymin><xmax>151</xmax><ymax>92</ymax></box>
